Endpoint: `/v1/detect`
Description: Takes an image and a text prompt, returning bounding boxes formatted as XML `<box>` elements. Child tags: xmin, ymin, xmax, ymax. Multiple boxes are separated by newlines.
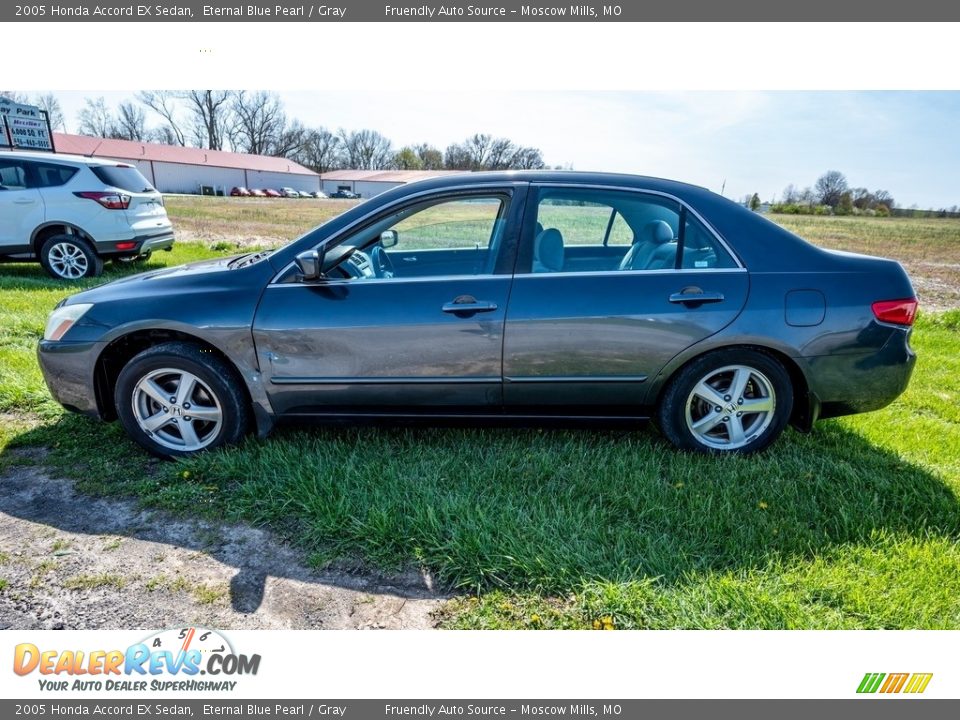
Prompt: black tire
<box><xmin>113</xmin><ymin>251</ymin><xmax>153</xmax><ymax>265</ymax></box>
<box><xmin>114</xmin><ymin>342</ymin><xmax>250</xmax><ymax>459</ymax></box>
<box><xmin>39</xmin><ymin>235</ymin><xmax>103</xmax><ymax>280</ymax></box>
<box><xmin>656</xmin><ymin>348</ymin><xmax>793</xmax><ymax>455</ymax></box>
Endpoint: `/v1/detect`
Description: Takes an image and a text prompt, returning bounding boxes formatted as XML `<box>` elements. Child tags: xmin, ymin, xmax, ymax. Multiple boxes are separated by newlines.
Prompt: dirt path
<box><xmin>0</xmin><ymin>460</ymin><xmax>446</xmax><ymax>630</ymax></box>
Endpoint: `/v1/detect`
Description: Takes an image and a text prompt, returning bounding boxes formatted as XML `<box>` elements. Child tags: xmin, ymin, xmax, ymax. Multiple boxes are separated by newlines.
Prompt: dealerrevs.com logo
<box><xmin>857</xmin><ymin>673</ymin><xmax>933</xmax><ymax>695</ymax></box>
<box><xmin>13</xmin><ymin>627</ymin><xmax>260</xmax><ymax>692</ymax></box>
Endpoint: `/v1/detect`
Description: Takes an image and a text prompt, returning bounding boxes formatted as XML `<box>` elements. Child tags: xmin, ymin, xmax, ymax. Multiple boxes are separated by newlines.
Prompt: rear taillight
<box><xmin>74</xmin><ymin>191</ymin><xmax>130</xmax><ymax>210</ymax></box>
<box><xmin>872</xmin><ymin>298</ymin><xmax>918</xmax><ymax>326</ymax></box>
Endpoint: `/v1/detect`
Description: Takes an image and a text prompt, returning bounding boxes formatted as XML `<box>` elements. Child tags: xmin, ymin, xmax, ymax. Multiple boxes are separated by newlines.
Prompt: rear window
<box><xmin>90</xmin><ymin>165</ymin><xmax>155</xmax><ymax>193</ymax></box>
<box><xmin>32</xmin><ymin>162</ymin><xmax>79</xmax><ymax>188</ymax></box>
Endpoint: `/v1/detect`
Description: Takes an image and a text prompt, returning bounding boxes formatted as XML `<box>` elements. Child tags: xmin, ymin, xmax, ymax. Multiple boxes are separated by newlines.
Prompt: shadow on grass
<box><xmin>2</xmin><ymin>412</ymin><xmax>959</xmax><ymax>614</ymax></box>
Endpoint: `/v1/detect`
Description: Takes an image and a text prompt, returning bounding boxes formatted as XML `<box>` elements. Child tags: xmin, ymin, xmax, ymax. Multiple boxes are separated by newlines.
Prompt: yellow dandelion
<box><xmin>758</xmin><ymin>501</ymin><xmax>768</xmax><ymax>509</ymax></box>
<box><xmin>531</xmin><ymin>614</ymin><xmax>541</xmax><ymax>624</ymax></box>
<box><xmin>674</xmin><ymin>482</ymin><xmax>684</xmax><ymax>489</ymax></box>
<box><xmin>182</xmin><ymin>470</ymin><xmax>191</xmax><ymax>480</ymax></box>
<box><xmin>592</xmin><ymin>619</ymin><xmax>602</xmax><ymax>630</ymax></box>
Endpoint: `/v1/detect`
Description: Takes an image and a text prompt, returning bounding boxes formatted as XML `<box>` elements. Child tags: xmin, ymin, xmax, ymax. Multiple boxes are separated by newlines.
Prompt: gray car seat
<box><xmin>533</xmin><ymin>228</ymin><xmax>565</xmax><ymax>273</ymax></box>
<box><xmin>619</xmin><ymin>220</ymin><xmax>676</xmax><ymax>271</ymax></box>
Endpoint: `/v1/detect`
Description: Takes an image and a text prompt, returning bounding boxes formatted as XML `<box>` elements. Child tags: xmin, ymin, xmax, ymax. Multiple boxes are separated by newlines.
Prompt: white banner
<box><xmin>0</xmin><ymin>629</ymin><xmax>954</xmax><ymax>699</ymax></box>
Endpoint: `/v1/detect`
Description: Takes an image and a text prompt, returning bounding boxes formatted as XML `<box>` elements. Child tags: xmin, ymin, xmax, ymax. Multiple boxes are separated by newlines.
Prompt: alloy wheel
<box><xmin>684</xmin><ymin>364</ymin><xmax>776</xmax><ymax>450</ymax></box>
<box><xmin>131</xmin><ymin>368</ymin><xmax>223</xmax><ymax>452</ymax></box>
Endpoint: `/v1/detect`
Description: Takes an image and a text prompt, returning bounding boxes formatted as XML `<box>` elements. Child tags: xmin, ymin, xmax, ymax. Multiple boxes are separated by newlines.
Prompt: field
<box><xmin>1</xmin><ymin>198</ymin><xmax>959</xmax><ymax>629</ymax></box>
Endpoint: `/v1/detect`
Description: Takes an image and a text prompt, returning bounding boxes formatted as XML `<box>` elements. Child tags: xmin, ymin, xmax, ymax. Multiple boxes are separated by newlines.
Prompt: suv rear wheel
<box><xmin>39</xmin><ymin>235</ymin><xmax>103</xmax><ymax>280</ymax></box>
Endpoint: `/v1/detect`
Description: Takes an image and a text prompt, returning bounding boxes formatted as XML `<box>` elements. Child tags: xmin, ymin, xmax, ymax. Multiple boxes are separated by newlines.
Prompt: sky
<box><xmin>38</xmin><ymin>91</ymin><xmax>960</xmax><ymax>209</ymax></box>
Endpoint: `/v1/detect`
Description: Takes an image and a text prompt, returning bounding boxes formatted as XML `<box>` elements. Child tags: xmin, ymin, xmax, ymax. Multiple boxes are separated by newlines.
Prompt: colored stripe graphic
<box><xmin>857</xmin><ymin>672</ymin><xmax>932</xmax><ymax>694</ymax></box>
<box><xmin>904</xmin><ymin>674</ymin><xmax>933</xmax><ymax>694</ymax></box>
<box><xmin>857</xmin><ymin>673</ymin><xmax>885</xmax><ymax>693</ymax></box>
<box><xmin>880</xmin><ymin>673</ymin><xmax>909</xmax><ymax>693</ymax></box>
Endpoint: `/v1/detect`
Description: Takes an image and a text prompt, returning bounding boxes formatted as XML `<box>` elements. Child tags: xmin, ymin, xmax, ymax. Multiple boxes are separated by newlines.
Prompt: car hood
<box><xmin>64</xmin><ymin>255</ymin><xmax>271</xmax><ymax>306</ymax></box>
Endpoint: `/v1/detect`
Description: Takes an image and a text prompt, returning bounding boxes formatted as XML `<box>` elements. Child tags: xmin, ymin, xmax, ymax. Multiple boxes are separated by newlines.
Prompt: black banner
<box><xmin>3</xmin><ymin>0</ymin><xmax>958</xmax><ymax>22</ymax></box>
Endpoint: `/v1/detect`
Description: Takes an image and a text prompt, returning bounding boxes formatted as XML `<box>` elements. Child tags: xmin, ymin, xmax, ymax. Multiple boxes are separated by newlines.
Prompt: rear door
<box><xmin>503</xmin><ymin>185</ymin><xmax>749</xmax><ymax>413</ymax></box>
<box><xmin>0</xmin><ymin>157</ymin><xmax>43</xmax><ymax>251</ymax></box>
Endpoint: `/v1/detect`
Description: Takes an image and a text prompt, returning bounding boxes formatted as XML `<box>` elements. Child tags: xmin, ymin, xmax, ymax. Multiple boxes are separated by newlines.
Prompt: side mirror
<box><xmin>295</xmin><ymin>247</ymin><xmax>324</xmax><ymax>281</ymax></box>
<box><xmin>380</xmin><ymin>229</ymin><xmax>399</xmax><ymax>248</ymax></box>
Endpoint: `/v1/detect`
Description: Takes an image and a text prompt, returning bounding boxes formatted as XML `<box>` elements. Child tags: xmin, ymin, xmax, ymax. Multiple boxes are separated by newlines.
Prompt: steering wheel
<box><xmin>371</xmin><ymin>245</ymin><xmax>395</xmax><ymax>278</ymax></box>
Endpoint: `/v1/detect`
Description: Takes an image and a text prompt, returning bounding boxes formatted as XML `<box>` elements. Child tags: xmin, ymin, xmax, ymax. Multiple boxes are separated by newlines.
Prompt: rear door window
<box><xmin>0</xmin><ymin>159</ymin><xmax>28</xmax><ymax>190</ymax></box>
<box><xmin>32</xmin><ymin>162</ymin><xmax>79</xmax><ymax>188</ymax></box>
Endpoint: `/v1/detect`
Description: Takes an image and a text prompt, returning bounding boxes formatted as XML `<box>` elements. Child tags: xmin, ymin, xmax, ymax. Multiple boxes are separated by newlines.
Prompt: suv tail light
<box><xmin>872</xmin><ymin>298</ymin><xmax>918</xmax><ymax>326</ymax></box>
<box><xmin>74</xmin><ymin>191</ymin><xmax>130</xmax><ymax>210</ymax></box>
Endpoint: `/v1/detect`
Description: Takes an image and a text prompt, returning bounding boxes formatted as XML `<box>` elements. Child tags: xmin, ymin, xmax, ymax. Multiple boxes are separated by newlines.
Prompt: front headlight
<box><xmin>44</xmin><ymin>303</ymin><xmax>93</xmax><ymax>342</ymax></box>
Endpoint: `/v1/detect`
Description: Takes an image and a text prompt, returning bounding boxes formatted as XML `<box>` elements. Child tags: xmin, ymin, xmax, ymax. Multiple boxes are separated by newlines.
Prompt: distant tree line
<box><xmin>770</xmin><ymin>171</ymin><xmax>898</xmax><ymax>217</ymax></box>
<box><xmin>2</xmin><ymin>90</ymin><xmax>548</xmax><ymax>173</ymax></box>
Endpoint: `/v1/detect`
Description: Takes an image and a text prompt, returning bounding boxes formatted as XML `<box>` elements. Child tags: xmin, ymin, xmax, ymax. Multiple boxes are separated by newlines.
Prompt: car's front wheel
<box><xmin>39</xmin><ymin>235</ymin><xmax>103</xmax><ymax>280</ymax></box>
<box><xmin>114</xmin><ymin>342</ymin><xmax>250</xmax><ymax>459</ymax></box>
<box><xmin>657</xmin><ymin>348</ymin><xmax>793</xmax><ymax>454</ymax></box>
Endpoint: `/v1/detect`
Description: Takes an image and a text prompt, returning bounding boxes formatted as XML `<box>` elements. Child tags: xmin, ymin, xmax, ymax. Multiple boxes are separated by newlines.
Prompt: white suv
<box><xmin>0</xmin><ymin>150</ymin><xmax>175</xmax><ymax>280</ymax></box>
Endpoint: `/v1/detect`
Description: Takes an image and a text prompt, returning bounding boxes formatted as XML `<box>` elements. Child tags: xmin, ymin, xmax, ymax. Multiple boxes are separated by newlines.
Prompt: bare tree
<box><xmin>781</xmin><ymin>183</ymin><xmax>799</xmax><ymax>204</ymax></box>
<box><xmin>445</xmin><ymin>133</ymin><xmax>545</xmax><ymax>170</ymax></box>
<box><xmin>815</xmin><ymin>170</ymin><xmax>848</xmax><ymax>208</ymax></box>
<box><xmin>77</xmin><ymin>97</ymin><xmax>115</xmax><ymax>137</ymax></box>
<box><xmin>113</xmin><ymin>101</ymin><xmax>149</xmax><ymax>141</ymax></box>
<box><xmin>338</xmin><ymin>129</ymin><xmax>393</xmax><ymax>169</ymax></box>
<box><xmin>137</xmin><ymin>90</ymin><xmax>186</xmax><ymax>146</ymax></box>
<box><xmin>230</xmin><ymin>90</ymin><xmax>286</xmax><ymax>155</ymax></box>
<box><xmin>415</xmin><ymin>144</ymin><xmax>444</xmax><ymax>170</ymax></box>
<box><xmin>295</xmin><ymin>128</ymin><xmax>343</xmax><ymax>173</ymax></box>
<box><xmin>512</xmin><ymin>146</ymin><xmax>546</xmax><ymax>170</ymax></box>
<box><xmin>34</xmin><ymin>93</ymin><xmax>66</xmax><ymax>131</ymax></box>
<box><xmin>181</xmin><ymin>90</ymin><xmax>232</xmax><ymax>150</ymax></box>
<box><xmin>0</xmin><ymin>90</ymin><xmax>30</xmax><ymax>103</ymax></box>
<box><xmin>269</xmin><ymin>119</ymin><xmax>308</xmax><ymax>158</ymax></box>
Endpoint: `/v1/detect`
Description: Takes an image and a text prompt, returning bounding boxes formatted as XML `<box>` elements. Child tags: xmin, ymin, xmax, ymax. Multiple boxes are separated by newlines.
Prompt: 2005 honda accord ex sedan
<box><xmin>38</xmin><ymin>171</ymin><xmax>918</xmax><ymax>458</ymax></box>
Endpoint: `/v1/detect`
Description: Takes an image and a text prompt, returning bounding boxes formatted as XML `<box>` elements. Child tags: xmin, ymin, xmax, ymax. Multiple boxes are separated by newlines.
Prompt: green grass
<box><xmin>0</xmin><ymin>215</ymin><xmax>959</xmax><ymax>628</ymax></box>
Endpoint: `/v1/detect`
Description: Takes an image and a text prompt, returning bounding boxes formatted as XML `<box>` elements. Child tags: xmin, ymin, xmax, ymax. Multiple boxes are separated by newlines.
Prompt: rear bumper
<box><xmin>94</xmin><ymin>230</ymin><xmax>175</xmax><ymax>257</ymax></box>
<box><xmin>800</xmin><ymin>326</ymin><xmax>916</xmax><ymax>422</ymax></box>
<box><xmin>37</xmin><ymin>340</ymin><xmax>104</xmax><ymax>418</ymax></box>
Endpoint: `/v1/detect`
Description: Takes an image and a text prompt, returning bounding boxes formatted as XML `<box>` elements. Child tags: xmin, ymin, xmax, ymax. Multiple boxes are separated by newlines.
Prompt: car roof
<box><xmin>0</xmin><ymin>149</ymin><xmax>126</xmax><ymax>167</ymax></box>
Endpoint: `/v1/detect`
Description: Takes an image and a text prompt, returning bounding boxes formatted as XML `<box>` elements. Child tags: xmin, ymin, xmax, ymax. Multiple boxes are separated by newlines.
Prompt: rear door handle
<box><xmin>442</xmin><ymin>295</ymin><xmax>499</xmax><ymax>315</ymax></box>
<box><xmin>669</xmin><ymin>290</ymin><xmax>725</xmax><ymax>306</ymax></box>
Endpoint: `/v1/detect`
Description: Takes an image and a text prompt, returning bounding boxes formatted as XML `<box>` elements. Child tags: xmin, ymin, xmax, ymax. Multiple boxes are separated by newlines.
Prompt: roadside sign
<box><xmin>0</xmin><ymin>96</ymin><xmax>55</xmax><ymax>151</ymax></box>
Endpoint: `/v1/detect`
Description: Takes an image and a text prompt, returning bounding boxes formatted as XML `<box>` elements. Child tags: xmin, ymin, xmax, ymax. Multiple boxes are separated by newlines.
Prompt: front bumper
<box><xmin>37</xmin><ymin>340</ymin><xmax>105</xmax><ymax>418</ymax></box>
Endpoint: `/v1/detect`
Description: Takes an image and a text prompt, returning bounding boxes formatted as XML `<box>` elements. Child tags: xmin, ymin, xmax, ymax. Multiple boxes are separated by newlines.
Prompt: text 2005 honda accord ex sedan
<box><xmin>38</xmin><ymin>171</ymin><xmax>917</xmax><ymax>458</ymax></box>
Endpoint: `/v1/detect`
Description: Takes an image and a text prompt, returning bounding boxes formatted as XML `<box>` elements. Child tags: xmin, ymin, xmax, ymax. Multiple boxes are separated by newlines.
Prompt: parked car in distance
<box><xmin>311</xmin><ymin>190</ymin><xmax>328</xmax><ymax>199</ymax></box>
<box><xmin>248</xmin><ymin>188</ymin><xmax>266</xmax><ymax>197</ymax></box>
<box><xmin>230</xmin><ymin>186</ymin><xmax>251</xmax><ymax>197</ymax></box>
<box><xmin>0</xmin><ymin>150</ymin><xmax>174</xmax><ymax>280</ymax></box>
<box><xmin>263</xmin><ymin>189</ymin><xmax>281</xmax><ymax>198</ymax></box>
<box><xmin>280</xmin><ymin>187</ymin><xmax>300</xmax><ymax>198</ymax></box>
<box><xmin>330</xmin><ymin>189</ymin><xmax>359</xmax><ymax>199</ymax></box>
<box><xmin>38</xmin><ymin>171</ymin><xmax>917</xmax><ymax>458</ymax></box>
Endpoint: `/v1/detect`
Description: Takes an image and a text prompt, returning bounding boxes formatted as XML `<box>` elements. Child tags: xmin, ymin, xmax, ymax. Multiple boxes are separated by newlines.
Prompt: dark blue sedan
<box><xmin>38</xmin><ymin>171</ymin><xmax>917</xmax><ymax>457</ymax></box>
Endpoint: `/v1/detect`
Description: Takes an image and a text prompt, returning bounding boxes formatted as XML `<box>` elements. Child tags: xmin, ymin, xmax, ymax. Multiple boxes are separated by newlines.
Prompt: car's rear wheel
<box><xmin>657</xmin><ymin>348</ymin><xmax>793</xmax><ymax>454</ymax></box>
<box><xmin>39</xmin><ymin>235</ymin><xmax>103</xmax><ymax>280</ymax></box>
<box><xmin>114</xmin><ymin>342</ymin><xmax>250</xmax><ymax>459</ymax></box>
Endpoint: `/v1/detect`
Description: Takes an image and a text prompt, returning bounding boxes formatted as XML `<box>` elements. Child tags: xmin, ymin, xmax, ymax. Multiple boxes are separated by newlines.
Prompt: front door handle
<box><xmin>13</xmin><ymin>198</ymin><xmax>35</xmax><ymax>205</ymax></box>
<box><xmin>442</xmin><ymin>295</ymin><xmax>498</xmax><ymax>315</ymax></box>
<box><xmin>669</xmin><ymin>288</ymin><xmax>725</xmax><ymax>306</ymax></box>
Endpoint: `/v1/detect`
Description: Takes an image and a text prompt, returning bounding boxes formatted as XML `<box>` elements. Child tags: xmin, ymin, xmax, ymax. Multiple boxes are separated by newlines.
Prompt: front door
<box><xmin>253</xmin><ymin>187</ymin><xmax>526</xmax><ymax>416</ymax></box>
